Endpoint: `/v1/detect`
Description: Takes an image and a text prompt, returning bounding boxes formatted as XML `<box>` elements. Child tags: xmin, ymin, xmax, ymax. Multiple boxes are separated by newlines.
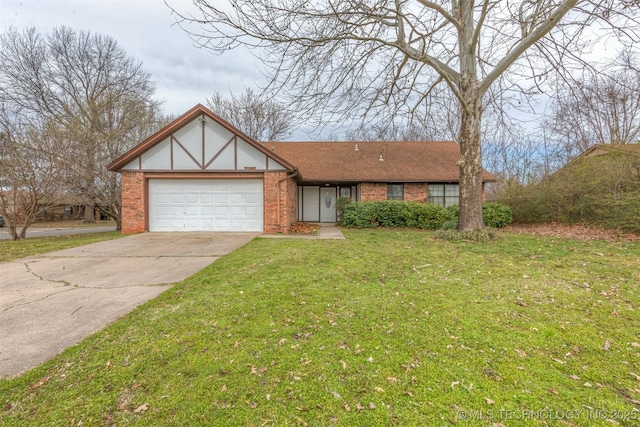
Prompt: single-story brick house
<box><xmin>108</xmin><ymin>104</ymin><xmax>495</xmax><ymax>234</ymax></box>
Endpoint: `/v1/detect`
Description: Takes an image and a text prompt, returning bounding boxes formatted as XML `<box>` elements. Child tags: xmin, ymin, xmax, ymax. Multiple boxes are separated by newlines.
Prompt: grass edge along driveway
<box><xmin>1</xmin><ymin>229</ymin><xmax>639</xmax><ymax>426</ymax></box>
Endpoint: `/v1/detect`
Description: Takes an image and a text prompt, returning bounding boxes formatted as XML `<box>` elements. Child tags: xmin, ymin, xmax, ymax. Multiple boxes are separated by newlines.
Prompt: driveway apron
<box><xmin>0</xmin><ymin>232</ymin><xmax>257</xmax><ymax>378</ymax></box>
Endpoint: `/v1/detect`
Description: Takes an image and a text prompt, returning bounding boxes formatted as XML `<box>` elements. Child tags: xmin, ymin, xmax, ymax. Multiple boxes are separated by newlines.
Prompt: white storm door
<box><xmin>320</xmin><ymin>187</ymin><xmax>337</xmax><ymax>222</ymax></box>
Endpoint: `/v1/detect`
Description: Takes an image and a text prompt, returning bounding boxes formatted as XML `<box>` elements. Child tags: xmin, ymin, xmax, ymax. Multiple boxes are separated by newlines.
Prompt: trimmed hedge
<box><xmin>341</xmin><ymin>200</ymin><xmax>512</xmax><ymax>229</ymax></box>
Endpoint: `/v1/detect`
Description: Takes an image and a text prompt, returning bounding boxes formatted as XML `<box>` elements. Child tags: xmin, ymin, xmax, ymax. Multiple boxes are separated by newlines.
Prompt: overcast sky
<box><xmin>0</xmin><ymin>0</ymin><xmax>264</xmax><ymax>118</ymax></box>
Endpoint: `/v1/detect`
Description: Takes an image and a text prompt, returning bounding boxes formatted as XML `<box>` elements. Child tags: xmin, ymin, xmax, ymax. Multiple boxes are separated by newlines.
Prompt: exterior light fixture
<box><xmin>379</xmin><ymin>154</ymin><xmax>384</xmax><ymax>161</ymax></box>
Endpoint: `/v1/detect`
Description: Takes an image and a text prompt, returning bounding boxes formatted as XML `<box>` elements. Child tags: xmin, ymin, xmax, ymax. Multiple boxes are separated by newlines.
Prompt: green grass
<box><xmin>1</xmin><ymin>229</ymin><xmax>640</xmax><ymax>426</ymax></box>
<box><xmin>0</xmin><ymin>232</ymin><xmax>122</xmax><ymax>262</ymax></box>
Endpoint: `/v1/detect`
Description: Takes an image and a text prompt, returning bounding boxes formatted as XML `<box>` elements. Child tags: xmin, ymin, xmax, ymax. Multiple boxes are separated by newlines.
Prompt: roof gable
<box><xmin>267</xmin><ymin>141</ymin><xmax>496</xmax><ymax>183</ymax></box>
<box><xmin>108</xmin><ymin>104</ymin><xmax>295</xmax><ymax>172</ymax></box>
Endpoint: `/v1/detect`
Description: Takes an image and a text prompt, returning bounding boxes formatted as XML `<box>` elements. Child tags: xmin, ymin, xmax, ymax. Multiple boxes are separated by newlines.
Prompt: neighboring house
<box><xmin>108</xmin><ymin>104</ymin><xmax>495</xmax><ymax>234</ymax></box>
<box><xmin>570</xmin><ymin>143</ymin><xmax>640</xmax><ymax>161</ymax></box>
<box><xmin>549</xmin><ymin>143</ymin><xmax>640</xmax><ymax>178</ymax></box>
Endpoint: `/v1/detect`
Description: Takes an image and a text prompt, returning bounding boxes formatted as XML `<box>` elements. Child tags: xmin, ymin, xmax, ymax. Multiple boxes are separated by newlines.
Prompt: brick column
<box><xmin>264</xmin><ymin>171</ymin><xmax>297</xmax><ymax>233</ymax></box>
<box><xmin>121</xmin><ymin>172</ymin><xmax>145</xmax><ymax>234</ymax></box>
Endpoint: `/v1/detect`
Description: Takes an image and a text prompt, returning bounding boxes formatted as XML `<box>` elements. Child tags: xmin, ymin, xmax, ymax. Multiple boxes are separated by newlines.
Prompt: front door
<box><xmin>320</xmin><ymin>187</ymin><xmax>337</xmax><ymax>222</ymax></box>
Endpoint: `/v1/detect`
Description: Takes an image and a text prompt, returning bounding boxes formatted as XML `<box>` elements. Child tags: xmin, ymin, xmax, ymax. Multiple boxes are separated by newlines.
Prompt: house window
<box><xmin>387</xmin><ymin>183</ymin><xmax>404</xmax><ymax>200</ymax></box>
<box><xmin>428</xmin><ymin>184</ymin><xmax>459</xmax><ymax>207</ymax></box>
<box><xmin>340</xmin><ymin>186</ymin><xmax>352</xmax><ymax>199</ymax></box>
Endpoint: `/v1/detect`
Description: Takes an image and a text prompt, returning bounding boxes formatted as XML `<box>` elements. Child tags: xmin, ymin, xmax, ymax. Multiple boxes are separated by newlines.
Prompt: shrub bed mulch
<box><xmin>288</xmin><ymin>222</ymin><xmax>320</xmax><ymax>235</ymax></box>
<box><xmin>507</xmin><ymin>222</ymin><xmax>640</xmax><ymax>242</ymax></box>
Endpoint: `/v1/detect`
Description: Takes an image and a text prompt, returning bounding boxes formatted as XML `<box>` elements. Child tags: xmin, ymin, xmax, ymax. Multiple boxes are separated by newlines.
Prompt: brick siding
<box><xmin>404</xmin><ymin>183</ymin><xmax>428</xmax><ymax>202</ymax></box>
<box><xmin>360</xmin><ymin>182</ymin><xmax>387</xmax><ymax>201</ymax></box>
<box><xmin>360</xmin><ymin>182</ymin><xmax>429</xmax><ymax>203</ymax></box>
<box><xmin>121</xmin><ymin>171</ymin><xmax>146</xmax><ymax>234</ymax></box>
<box><xmin>263</xmin><ymin>171</ymin><xmax>297</xmax><ymax>233</ymax></box>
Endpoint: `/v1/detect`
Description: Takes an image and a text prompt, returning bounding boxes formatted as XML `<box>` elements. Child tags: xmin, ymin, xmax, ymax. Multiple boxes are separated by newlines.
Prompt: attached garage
<box><xmin>148</xmin><ymin>178</ymin><xmax>263</xmax><ymax>232</ymax></box>
<box><xmin>107</xmin><ymin>104</ymin><xmax>298</xmax><ymax>234</ymax></box>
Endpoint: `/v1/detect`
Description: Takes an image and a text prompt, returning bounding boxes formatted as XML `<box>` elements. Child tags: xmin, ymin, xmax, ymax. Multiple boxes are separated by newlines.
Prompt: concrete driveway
<box><xmin>0</xmin><ymin>232</ymin><xmax>258</xmax><ymax>378</ymax></box>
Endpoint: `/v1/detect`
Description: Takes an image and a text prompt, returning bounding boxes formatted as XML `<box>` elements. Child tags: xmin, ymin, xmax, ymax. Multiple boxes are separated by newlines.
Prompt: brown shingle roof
<box><xmin>267</xmin><ymin>141</ymin><xmax>495</xmax><ymax>183</ymax></box>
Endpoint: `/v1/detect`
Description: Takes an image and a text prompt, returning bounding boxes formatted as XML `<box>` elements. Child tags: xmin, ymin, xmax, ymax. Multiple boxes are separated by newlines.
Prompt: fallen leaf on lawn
<box><xmin>584</xmin><ymin>383</ymin><xmax>592</xmax><ymax>387</ymax></box>
<box><xmin>330</xmin><ymin>391</ymin><xmax>341</xmax><ymax>399</ymax></box>
<box><xmin>549</xmin><ymin>388</ymin><xmax>559</xmax><ymax>395</ymax></box>
<box><xmin>246</xmin><ymin>401</ymin><xmax>258</xmax><ymax>409</ymax></box>
<box><xmin>258</xmin><ymin>366</ymin><xmax>268</xmax><ymax>373</ymax></box>
<box><xmin>369</xmin><ymin>402</ymin><xmax>376</xmax><ymax>409</ymax></box>
<box><xmin>386</xmin><ymin>377</ymin><xmax>398</xmax><ymax>385</ymax></box>
<box><xmin>631</xmin><ymin>342</ymin><xmax>640</xmax><ymax>348</ymax></box>
<box><xmin>301</xmin><ymin>358</ymin><xmax>311</xmax><ymax>365</ymax></box>
<box><xmin>374</xmin><ymin>386</ymin><xmax>384</xmax><ymax>392</ymax></box>
<box><xmin>104</xmin><ymin>361</ymin><xmax>113</xmax><ymax>369</ymax></box>
<box><xmin>340</xmin><ymin>360</ymin><xmax>347</xmax><ymax>370</ymax></box>
<box><xmin>485</xmin><ymin>397</ymin><xmax>494</xmax><ymax>405</ymax></box>
<box><xmin>356</xmin><ymin>403</ymin><xmax>365</xmax><ymax>411</ymax></box>
<box><xmin>134</xmin><ymin>403</ymin><xmax>149</xmax><ymax>414</ymax></box>
<box><xmin>278</xmin><ymin>338</ymin><xmax>287</xmax><ymax>346</ymax></box>
<box><xmin>569</xmin><ymin>374</ymin><xmax>581</xmax><ymax>380</ymax></box>
<box><xmin>293</xmin><ymin>376</ymin><xmax>301</xmax><ymax>381</ymax></box>
<box><xmin>631</xmin><ymin>399</ymin><xmax>640</xmax><ymax>405</ymax></box>
<box><xmin>451</xmin><ymin>381</ymin><xmax>460</xmax><ymax>388</ymax></box>
<box><xmin>294</xmin><ymin>416</ymin><xmax>308</xmax><ymax>426</ymax></box>
<box><xmin>29</xmin><ymin>376</ymin><xmax>51</xmax><ymax>390</ymax></box>
<box><xmin>552</xmin><ymin>358</ymin><xmax>566</xmax><ymax>365</ymax></box>
<box><xmin>630</xmin><ymin>372</ymin><xmax>640</xmax><ymax>381</ymax></box>
<box><xmin>233</xmin><ymin>341</ymin><xmax>240</xmax><ymax>348</ymax></box>
<box><xmin>221</xmin><ymin>384</ymin><xmax>227</xmax><ymax>392</ymax></box>
<box><xmin>515</xmin><ymin>349</ymin><xmax>527</xmax><ymax>358</ymax></box>
<box><xmin>604</xmin><ymin>339</ymin><xmax>611</xmax><ymax>351</ymax></box>
<box><xmin>344</xmin><ymin>404</ymin><xmax>351</xmax><ymax>412</ymax></box>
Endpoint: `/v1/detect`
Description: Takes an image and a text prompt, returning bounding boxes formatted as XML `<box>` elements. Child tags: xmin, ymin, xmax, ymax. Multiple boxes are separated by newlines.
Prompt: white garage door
<box><xmin>148</xmin><ymin>179</ymin><xmax>263</xmax><ymax>232</ymax></box>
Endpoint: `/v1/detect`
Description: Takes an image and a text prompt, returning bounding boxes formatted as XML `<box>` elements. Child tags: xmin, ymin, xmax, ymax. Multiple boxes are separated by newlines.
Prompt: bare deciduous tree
<box><xmin>0</xmin><ymin>26</ymin><xmax>161</xmax><ymax>229</ymax></box>
<box><xmin>546</xmin><ymin>49</ymin><xmax>640</xmax><ymax>159</ymax></box>
<box><xmin>169</xmin><ymin>0</ymin><xmax>639</xmax><ymax>230</ymax></box>
<box><xmin>0</xmin><ymin>107</ymin><xmax>68</xmax><ymax>240</ymax></box>
<box><xmin>207</xmin><ymin>87</ymin><xmax>296</xmax><ymax>141</ymax></box>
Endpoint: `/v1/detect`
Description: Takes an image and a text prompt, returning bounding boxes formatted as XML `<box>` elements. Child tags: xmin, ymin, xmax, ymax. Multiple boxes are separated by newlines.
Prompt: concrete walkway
<box><xmin>0</xmin><ymin>232</ymin><xmax>258</xmax><ymax>378</ymax></box>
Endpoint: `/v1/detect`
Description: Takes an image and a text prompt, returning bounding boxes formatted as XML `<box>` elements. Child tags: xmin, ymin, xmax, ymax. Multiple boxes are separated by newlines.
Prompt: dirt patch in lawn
<box><xmin>506</xmin><ymin>222</ymin><xmax>640</xmax><ymax>242</ymax></box>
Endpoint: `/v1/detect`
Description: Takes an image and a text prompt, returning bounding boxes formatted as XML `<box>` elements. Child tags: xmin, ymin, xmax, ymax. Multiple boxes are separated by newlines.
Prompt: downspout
<box><xmin>277</xmin><ymin>170</ymin><xmax>299</xmax><ymax>230</ymax></box>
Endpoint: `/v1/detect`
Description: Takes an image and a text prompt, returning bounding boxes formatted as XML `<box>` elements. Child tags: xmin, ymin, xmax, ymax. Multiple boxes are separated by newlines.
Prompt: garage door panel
<box><xmin>149</xmin><ymin>179</ymin><xmax>263</xmax><ymax>232</ymax></box>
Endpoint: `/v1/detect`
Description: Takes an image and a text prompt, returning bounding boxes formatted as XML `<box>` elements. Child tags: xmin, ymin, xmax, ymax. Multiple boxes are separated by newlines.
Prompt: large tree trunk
<box><xmin>457</xmin><ymin>101</ymin><xmax>485</xmax><ymax>231</ymax></box>
<box><xmin>84</xmin><ymin>205</ymin><xmax>96</xmax><ymax>223</ymax></box>
<box><xmin>456</xmin><ymin>0</ymin><xmax>485</xmax><ymax>231</ymax></box>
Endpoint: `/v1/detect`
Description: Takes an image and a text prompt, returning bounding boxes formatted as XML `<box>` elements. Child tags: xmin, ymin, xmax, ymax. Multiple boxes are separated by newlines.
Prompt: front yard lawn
<box><xmin>1</xmin><ymin>229</ymin><xmax>639</xmax><ymax>426</ymax></box>
<box><xmin>0</xmin><ymin>232</ymin><xmax>121</xmax><ymax>262</ymax></box>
